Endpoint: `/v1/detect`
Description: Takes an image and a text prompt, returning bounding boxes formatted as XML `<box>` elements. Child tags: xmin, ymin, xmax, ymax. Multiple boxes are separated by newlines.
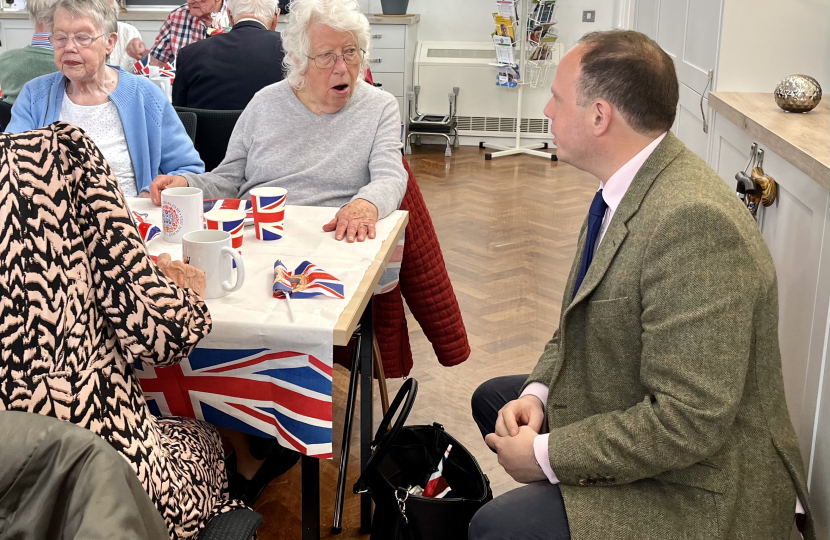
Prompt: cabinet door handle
<box><xmin>370</xmin><ymin>58</ymin><xmax>382</xmax><ymax>63</ymax></box>
<box><xmin>700</xmin><ymin>69</ymin><xmax>713</xmax><ymax>134</ymax></box>
<box><xmin>372</xmin><ymin>33</ymin><xmax>382</xmax><ymax>39</ymax></box>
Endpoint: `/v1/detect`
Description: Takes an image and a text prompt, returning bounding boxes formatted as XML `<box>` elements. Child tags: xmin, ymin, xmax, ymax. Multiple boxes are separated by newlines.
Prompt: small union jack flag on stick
<box><xmin>273</xmin><ymin>260</ymin><xmax>345</xmax><ymax>320</ymax></box>
<box><xmin>132</xmin><ymin>210</ymin><xmax>161</xmax><ymax>244</ymax></box>
<box><xmin>423</xmin><ymin>444</ymin><xmax>455</xmax><ymax>498</ymax></box>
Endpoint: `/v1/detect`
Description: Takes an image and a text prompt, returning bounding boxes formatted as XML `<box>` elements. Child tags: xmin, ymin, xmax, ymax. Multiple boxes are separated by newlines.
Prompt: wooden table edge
<box><xmin>333</xmin><ymin>211</ymin><xmax>409</xmax><ymax>346</ymax></box>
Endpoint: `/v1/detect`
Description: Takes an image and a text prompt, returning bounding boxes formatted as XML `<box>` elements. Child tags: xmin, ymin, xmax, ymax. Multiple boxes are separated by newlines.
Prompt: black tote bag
<box><xmin>354</xmin><ymin>379</ymin><xmax>493</xmax><ymax>540</ymax></box>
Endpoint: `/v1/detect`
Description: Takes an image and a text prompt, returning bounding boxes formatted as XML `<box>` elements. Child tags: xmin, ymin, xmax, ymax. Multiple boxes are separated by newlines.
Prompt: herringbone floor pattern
<box><xmin>252</xmin><ymin>145</ymin><xmax>598</xmax><ymax>539</ymax></box>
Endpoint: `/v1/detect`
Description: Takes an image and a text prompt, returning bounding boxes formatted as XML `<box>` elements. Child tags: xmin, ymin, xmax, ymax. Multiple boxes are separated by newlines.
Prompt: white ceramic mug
<box><xmin>162</xmin><ymin>186</ymin><xmax>203</xmax><ymax>243</ymax></box>
<box><xmin>150</xmin><ymin>77</ymin><xmax>172</xmax><ymax>101</ymax></box>
<box><xmin>182</xmin><ymin>230</ymin><xmax>245</xmax><ymax>299</ymax></box>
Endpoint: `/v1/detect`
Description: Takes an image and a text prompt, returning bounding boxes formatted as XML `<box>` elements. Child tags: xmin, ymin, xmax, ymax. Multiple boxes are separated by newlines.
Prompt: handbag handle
<box><xmin>353</xmin><ymin>378</ymin><xmax>418</xmax><ymax>494</ymax></box>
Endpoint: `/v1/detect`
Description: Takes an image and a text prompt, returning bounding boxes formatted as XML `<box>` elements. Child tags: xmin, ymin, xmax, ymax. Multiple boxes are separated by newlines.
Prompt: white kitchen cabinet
<box><xmin>710</xmin><ymin>109</ymin><xmax>830</xmax><ymax>537</ymax></box>
<box><xmin>635</xmin><ymin>0</ymin><xmax>720</xmax><ymax>162</ymax></box>
<box><xmin>0</xmin><ymin>18</ymin><xmax>38</xmax><ymax>55</ymax></box>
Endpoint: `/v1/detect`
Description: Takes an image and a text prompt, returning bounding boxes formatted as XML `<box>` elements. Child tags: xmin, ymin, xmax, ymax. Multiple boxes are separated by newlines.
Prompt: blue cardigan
<box><xmin>6</xmin><ymin>66</ymin><xmax>204</xmax><ymax>193</ymax></box>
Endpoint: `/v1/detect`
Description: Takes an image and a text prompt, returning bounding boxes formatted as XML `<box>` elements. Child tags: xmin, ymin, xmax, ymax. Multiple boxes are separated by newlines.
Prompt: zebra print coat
<box><xmin>0</xmin><ymin>123</ymin><xmax>239</xmax><ymax>538</ymax></box>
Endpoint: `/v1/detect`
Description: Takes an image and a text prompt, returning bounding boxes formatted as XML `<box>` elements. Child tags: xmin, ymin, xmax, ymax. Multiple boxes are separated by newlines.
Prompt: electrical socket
<box><xmin>582</xmin><ymin>10</ymin><xmax>595</xmax><ymax>22</ymax></box>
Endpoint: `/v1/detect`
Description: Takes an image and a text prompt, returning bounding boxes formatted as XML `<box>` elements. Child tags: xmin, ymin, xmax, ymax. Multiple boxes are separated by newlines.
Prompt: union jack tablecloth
<box><xmin>127</xmin><ymin>200</ymin><xmax>407</xmax><ymax>459</ymax></box>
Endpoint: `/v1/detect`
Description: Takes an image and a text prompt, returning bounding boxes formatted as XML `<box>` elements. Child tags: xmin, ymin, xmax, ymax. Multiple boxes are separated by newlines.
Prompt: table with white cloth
<box><xmin>127</xmin><ymin>198</ymin><xmax>409</xmax><ymax>538</ymax></box>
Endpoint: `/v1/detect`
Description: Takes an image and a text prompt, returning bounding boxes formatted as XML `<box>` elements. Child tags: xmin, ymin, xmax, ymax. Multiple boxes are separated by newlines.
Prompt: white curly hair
<box><xmin>281</xmin><ymin>0</ymin><xmax>371</xmax><ymax>89</ymax></box>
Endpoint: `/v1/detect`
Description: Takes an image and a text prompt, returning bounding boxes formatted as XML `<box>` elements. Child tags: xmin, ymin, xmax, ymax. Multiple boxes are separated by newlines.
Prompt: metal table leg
<box><xmin>359</xmin><ymin>303</ymin><xmax>374</xmax><ymax>533</ymax></box>
<box><xmin>302</xmin><ymin>454</ymin><xmax>320</xmax><ymax>540</ymax></box>
<box><xmin>331</xmin><ymin>331</ymin><xmax>362</xmax><ymax>534</ymax></box>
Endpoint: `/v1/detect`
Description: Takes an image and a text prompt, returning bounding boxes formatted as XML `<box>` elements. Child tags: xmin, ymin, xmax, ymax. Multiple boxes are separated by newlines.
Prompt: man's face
<box><xmin>543</xmin><ymin>45</ymin><xmax>594</xmax><ymax>169</ymax></box>
<box><xmin>187</xmin><ymin>0</ymin><xmax>222</xmax><ymax>20</ymax></box>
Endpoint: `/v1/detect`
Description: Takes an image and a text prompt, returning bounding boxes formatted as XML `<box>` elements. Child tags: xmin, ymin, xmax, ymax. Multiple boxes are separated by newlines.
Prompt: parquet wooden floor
<box><xmin>252</xmin><ymin>144</ymin><xmax>598</xmax><ymax>539</ymax></box>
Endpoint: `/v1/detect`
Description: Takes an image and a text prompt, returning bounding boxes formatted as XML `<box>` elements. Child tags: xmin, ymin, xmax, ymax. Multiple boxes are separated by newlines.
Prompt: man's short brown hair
<box><xmin>576</xmin><ymin>30</ymin><xmax>679</xmax><ymax>134</ymax></box>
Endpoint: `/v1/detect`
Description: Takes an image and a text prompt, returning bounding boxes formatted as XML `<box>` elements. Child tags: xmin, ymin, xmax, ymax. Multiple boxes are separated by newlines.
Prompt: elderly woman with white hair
<box><xmin>6</xmin><ymin>0</ymin><xmax>204</xmax><ymax>197</ymax></box>
<box><xmin>150</xmin><ymin>0</ymin><xmax>407</xmax><ymax>244</ymax></box>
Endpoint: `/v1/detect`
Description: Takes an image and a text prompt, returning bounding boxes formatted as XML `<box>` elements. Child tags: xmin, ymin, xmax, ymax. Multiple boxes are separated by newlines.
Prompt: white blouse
<box><xmin>59</xmin><ymin>93</ymin><xmax>138</xmax><ymax>198</ymax></box>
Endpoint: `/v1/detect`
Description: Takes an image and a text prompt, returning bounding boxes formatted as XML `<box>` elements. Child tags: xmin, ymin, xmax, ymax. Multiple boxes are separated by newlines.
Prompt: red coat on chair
<box><xmin>335</xmin><ymin>158</ymin><xmax>470</xmax><ymax>378</ymax></box>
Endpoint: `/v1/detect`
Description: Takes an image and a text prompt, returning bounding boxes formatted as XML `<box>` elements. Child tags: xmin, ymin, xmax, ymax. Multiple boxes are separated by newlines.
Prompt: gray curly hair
<box><xmin>53</xmin><ymin>0</ymin><xmax>117</xmax><ymax>35</ymax></box>
<box><xmin>281</xmin><ymin>0</ymin><xmax>371</xmax><ymax>89</ymax></box>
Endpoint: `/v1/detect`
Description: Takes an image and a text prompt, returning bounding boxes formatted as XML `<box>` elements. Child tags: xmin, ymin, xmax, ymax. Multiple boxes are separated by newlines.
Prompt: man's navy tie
<box><xmin>573</xmin><ymin>189</ymin><xmax>608</xmax><ymax>299</ymax></box>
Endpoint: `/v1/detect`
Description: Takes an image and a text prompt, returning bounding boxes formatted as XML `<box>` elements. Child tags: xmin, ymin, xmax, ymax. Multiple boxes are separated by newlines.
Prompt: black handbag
<box><xmin>354</xmin><ymin>379</ymin><xmax>493</xmax><ymax>540</ymax></box>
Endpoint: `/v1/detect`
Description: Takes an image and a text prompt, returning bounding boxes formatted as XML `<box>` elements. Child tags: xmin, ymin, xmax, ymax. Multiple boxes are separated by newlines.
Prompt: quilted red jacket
<box><xmin>334</xmin><ymin>158</ymin><xmax>470</xmax><ymax>378</ymax></box>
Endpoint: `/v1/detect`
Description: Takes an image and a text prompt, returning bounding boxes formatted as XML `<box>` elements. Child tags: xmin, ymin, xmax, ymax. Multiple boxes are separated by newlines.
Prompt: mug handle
<box><xmin>221</xmin><ymin>247</ymin><xmax>245</xmax><ymax>293</ymax></box>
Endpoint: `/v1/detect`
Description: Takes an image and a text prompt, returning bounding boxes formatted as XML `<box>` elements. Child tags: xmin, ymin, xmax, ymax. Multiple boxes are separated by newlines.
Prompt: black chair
<box><xmin>0</xmin><ymin>100</ymin><xmax>13</xmax><ymax>131</ymax></box>
<box><xmin>176</xmin><ymin>110</ymin><xmax>198</xmax><ymax>143</ymax></box>
<box><xmin>174</xmin><ymin>107</ymin><xmax>243</xmax><ymax>172</ymax></box>
<box><xmin>198</xmin><ymin>508</ymin><xmax>264</xmax><ymax>540</ymax></box>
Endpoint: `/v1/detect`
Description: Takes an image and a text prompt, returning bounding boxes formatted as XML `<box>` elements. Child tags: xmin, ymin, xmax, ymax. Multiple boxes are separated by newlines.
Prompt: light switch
<box><xmin>582</xmin><ymin>10</ymin><xmax>595</xmax><ymax>22</ymax></box>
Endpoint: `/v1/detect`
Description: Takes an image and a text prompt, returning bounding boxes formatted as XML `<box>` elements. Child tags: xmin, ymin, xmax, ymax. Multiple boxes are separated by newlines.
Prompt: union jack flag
<box><xmin>423</xmin><ymin>444</ymin><xmax>455</xmax><ymax>498</ymax></box>
<box><xmin>132</xmin><ymin>56</ymin><xmax>175</xmax><ymax>78</ymax></box>
<box><xmin>273</xmin><ymin>260</ymin><xmax>345</xmax><ymax>300</ymax></box>
<box><xmin>132</xmin><ymin>210</ymin><xmax>161</xmax><ymax>243</ymax></box>
<box><xmin>204</xmin><ymin>198</ymin><xmax>253</xmax><ymax>226</ymax></box>
<box><xmin>135</xmin><ymin>348</ymin><xmax>333</xmax><ymax>458</ymax></box>
<box><xmin>252</xmin><ymin>191</ymin><xmax>286</xmax><ymax>241</ymax></box>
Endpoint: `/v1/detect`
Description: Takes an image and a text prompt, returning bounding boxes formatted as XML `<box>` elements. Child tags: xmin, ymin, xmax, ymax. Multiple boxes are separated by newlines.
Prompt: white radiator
<box><xmin>412</xmin><ymin>41</ymin><xmax>562</xmax><ymax>139</ymax></box>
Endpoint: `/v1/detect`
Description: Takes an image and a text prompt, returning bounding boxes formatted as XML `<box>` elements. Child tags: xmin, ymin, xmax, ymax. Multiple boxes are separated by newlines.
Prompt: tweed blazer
<box><xmin>525</xmin><ymin>132</ymin><xmax>814</xmax><ymax>540</ymax></box>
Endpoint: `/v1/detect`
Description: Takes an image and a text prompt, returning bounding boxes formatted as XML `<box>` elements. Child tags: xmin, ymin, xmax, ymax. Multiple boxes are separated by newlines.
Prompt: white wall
<box><xmin>364</xmin><ymin>0</ymin><xmax>617</xmax><ymax>49</ymax></box>
<box><xmin>717</xmin><ymin>0</ymin><xmax>830</xmax><ymax>92</ymax></box>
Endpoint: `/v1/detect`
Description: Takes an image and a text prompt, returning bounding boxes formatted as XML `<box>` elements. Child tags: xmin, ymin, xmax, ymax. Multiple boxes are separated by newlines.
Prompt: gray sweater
<box><xmin>183</xmin><ymin>80</ymin><xmax>407</xmax><ymax>218</ymax></box>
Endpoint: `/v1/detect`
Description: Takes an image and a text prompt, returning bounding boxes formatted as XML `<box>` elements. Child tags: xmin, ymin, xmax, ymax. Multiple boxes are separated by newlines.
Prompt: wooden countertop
<box><xmin>710</xmin><ymin>91</ymin><xmax>829</xmax><ymax>190</ymax></box>
<box><xmin>0</xmin><ymin>9</ymin><xmax>420</xmax><ymax>23</ymax></box>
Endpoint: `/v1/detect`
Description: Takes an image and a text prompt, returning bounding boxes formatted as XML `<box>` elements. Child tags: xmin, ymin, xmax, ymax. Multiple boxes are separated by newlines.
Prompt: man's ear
<box><xmin>270</xmin><ymin>11</ymin><xmax>279</xmax><ymax>30</ymax></box>
<box><xmin>228</xmin><ymin>13</ymin><xmax>235</xmax><ymax>25</ymax></box>
<box><xmin>591</xmin><ymin>99</ymin><xmax>612</xmax><ymax>137</ymax></box>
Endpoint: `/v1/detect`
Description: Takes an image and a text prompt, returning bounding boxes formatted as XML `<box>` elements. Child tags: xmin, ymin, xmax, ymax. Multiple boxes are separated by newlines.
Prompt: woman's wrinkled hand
<box><xmin>322</xmin><ymin>199</ymin><xmax>378</xmax><ymax>242</ymax></box>
<box><xmin>149</xmin><ymin>174</ymin><xmax>189</xmax><ymax>205</ymax></box>
<box><xmin>156</xmin><ymin>253</ymin><xmax>206</xmax><ymax>297</ymax></box>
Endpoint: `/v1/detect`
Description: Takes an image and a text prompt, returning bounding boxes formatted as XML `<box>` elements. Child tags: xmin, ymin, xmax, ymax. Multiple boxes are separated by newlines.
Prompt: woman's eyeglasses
<box><xmin>306</xmin><ymin>47</ymin><xmax>364</xmax><ymax>69</ymax></box>
<box><xmin>49</xmin><ymin>33</ymin><xmax>105</xmax><ymax>48</ymax></box>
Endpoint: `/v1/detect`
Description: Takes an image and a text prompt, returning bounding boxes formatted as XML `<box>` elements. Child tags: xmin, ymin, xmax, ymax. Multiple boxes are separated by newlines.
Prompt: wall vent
<box><xmin>455</xmin><ymin>116</ymin><xmax>550</xmax><ymax>135</ymax></box>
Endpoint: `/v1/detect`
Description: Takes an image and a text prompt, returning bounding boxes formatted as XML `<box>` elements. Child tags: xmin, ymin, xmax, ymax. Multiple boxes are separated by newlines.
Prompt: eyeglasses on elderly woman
<box><xmin>306</xmin><ymin>47</ymin><xmax>364</xmax><ymax>69</ymax></box>
<box><xmin>48</xmin><ymin>32</ymin><xmax>107</xmax><ymax>48</ymax></box>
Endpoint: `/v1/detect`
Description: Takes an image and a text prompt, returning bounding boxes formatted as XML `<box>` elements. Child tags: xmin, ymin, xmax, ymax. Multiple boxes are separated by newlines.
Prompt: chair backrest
<box><xmin>174</xmin><ymin>106</ymin><xmax>243</xmax><ymax>172</ymax></box>
<box><xmin>176</xmin><ymin>111</ymin><xmax>198</xmax><ymax>143</ymax></box>
<box><xmin>0</xmin><ymin>101</ymin><xmax>13</xmax><ymax>131</ymax></box>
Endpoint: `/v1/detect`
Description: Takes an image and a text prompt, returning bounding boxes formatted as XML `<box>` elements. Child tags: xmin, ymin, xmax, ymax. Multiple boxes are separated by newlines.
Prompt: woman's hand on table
<box><xmin>138</xmin><ymin>191</ymin><xmax>151</xmax><ymax>199</ymax></box>
<box><xmin>156</xmin><ymin>253</ymin><xmax>207</xmax><ymax>297</ymax></box>
<box><xmin>323</xmin><ymin>199</ymin><xmax>378</xmax><ymax>242</ymax></box>
<box><xmin>149</xmin><ymin>174</ymin><xmax>189</xmax><ymax>205</ymax></box>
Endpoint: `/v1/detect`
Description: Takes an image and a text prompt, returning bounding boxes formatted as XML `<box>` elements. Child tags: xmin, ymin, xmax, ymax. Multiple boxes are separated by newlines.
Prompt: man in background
<box><xmin>173</xmin><ymin>0</ymin><xmax>284</xmax><ymax>110</ymax></box>
<box><xmin>125</xmin><ymin>0</ymin><xmax>229</xmax><ymax>67</ymax></box>
<box><xmin>0</xmin><ymin>0</ymin><xmax>59</xmax><ymax>105</ymax></box>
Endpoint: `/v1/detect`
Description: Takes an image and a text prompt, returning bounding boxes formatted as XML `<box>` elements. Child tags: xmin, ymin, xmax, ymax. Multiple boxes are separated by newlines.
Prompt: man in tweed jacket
<box><xmin>469</xmin><ymin>30</ymin><xmax>815</xmax><ymax>540</ymax></box>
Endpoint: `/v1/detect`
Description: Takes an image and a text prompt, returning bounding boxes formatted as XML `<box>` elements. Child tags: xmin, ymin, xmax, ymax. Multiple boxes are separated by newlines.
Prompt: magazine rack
<box><xmin>482</xmin><ymin>0</ymin><xmax>559</xmax><ymax>161</ymax></box>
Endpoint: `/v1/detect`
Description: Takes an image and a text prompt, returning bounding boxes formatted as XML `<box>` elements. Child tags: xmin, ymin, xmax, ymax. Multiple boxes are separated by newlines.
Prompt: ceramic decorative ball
<box><xmin>774</xmin><ymin>75</ymin><xmax>823</xmax><ymax>113</ymax></box>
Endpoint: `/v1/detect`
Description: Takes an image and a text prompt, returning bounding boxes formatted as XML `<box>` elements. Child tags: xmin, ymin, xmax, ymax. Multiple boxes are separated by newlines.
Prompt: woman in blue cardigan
<box><xmin>6</xmin><ymin>0</ymin><xmax>203</xmax><ymax>197</ymax></box>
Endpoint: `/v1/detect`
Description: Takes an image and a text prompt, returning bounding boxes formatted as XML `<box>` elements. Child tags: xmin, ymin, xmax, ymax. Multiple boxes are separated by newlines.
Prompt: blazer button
<box><xmin>606</xmin><ymin>476</ymin><xmax>615</xmax><ymax>484</ymax></box>
<box><xmin>579</xmin><ymin>478</ymin><xmax>587</xmax><ymax>486</ymax></box>
<box><xmin>587</xmin><ymin>478</ymin><xmax>597</xmax><ymax>485</ymax></box>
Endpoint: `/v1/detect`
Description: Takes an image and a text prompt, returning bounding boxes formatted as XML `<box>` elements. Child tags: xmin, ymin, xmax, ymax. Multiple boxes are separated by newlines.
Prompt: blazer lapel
<box><xmin>563</xmin><ymin>132</ymin><xmax>686</xmax><ymax>314</ymax></box>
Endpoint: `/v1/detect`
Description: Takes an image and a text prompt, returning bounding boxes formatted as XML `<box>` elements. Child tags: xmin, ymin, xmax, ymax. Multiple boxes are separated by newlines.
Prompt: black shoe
<box><xmin>237</xmin><ymin>446</ymin><xmax>302</xmax><ymax>506</ymax></box>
